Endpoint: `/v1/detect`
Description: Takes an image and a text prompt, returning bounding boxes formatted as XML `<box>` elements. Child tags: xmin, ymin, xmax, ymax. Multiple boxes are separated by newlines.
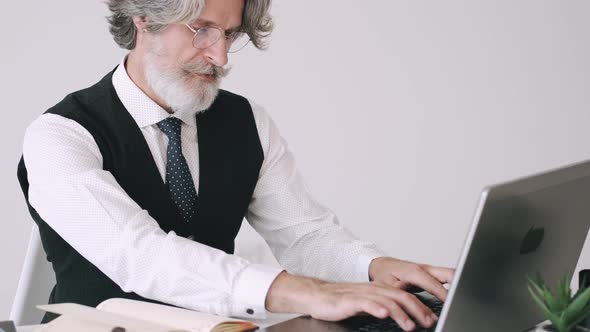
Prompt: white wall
<box><xmin>1</xmin><ymin>0</ymin><xmax>589</xmax><ymax>320</ymax></box>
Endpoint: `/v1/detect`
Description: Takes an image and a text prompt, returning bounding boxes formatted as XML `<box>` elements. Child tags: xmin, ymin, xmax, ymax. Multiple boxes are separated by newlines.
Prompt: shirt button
<box><xmin>187</xmin><ymin>235</ymin><xmax>195</xmax><ymax>240</ymax></box>
<box><xmin>246</xmin><ymin>309</ymin><xmax>254</xmax><ymax>315</ymax></box>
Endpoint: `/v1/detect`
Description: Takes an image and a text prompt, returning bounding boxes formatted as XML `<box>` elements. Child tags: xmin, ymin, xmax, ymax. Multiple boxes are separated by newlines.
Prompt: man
<box><xmin>17</xmin><ymin>0</ymin><xmax>453</xmax><ymax>331</ymax></box>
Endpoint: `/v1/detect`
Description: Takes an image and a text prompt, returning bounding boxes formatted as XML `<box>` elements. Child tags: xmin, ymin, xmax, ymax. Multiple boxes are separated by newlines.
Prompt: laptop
<box><xmin>261</xmin><ymin>159</ymin><xmax>590</xmax><ymax>332</ymax></box>
<box><xmin>0</xmin><ymin>321</ymin><xmax>17</xmax><ymax>332</ymax></box>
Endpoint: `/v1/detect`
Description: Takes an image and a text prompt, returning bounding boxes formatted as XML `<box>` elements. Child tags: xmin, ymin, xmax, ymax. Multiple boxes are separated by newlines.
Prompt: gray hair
<box><xmin>106</xmin><ymin>0</ymin><xmax>274</xmax><ymax>50</ymax></box>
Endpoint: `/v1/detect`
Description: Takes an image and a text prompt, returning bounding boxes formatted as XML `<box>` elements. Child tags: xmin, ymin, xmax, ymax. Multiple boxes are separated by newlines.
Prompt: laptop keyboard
<box><xmin>341</xmin><ymin>297</ymin><xmax>444</xmax><ymax>332</ymax></box>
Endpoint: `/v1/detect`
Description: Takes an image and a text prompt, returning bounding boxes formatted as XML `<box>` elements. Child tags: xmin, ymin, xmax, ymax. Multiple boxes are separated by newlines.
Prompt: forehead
<box><xmin>194</xmin><ymin>0</ymin><xmax>245</xmax><ymax>29</ymax></box>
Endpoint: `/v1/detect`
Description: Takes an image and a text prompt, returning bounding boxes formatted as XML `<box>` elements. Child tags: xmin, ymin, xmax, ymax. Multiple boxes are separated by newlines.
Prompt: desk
<box><xmin>16</xmin><ymin>312</ymin><xmax>301</xmax><ymax>332</ymax></box>
<box><xmin>17</xmin><ymin>319</ymin><xmax>554</xmax><ymax>332</ymax></box>
<box><xmin>18</xmin><ymin>321</ymin><xmax>556</xmax><ymax>332</ymax></box>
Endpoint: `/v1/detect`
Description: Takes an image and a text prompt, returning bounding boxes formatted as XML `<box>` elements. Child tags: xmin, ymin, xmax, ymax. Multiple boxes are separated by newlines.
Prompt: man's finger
<box><xmin>373</xmin><ymin>274</ymin><xmax>407</xmax><ymax>289</ymax></box>
<box><xmin>368</xmin><ymin>285</ymin><xmax>436</xmax><ymax>329</ymax></box>
<box><xmin>385</xmin><ymin>300</ymin><xmax>416</xmax><ymax>332</ymax></box>
<box><xmin>366</xmin><ymin>294</ymin><xmax>416</xmax><ymax>332</ymax></box>
<box><xmin>392</xmin><ymin>292</ymin><xmax>437</xmax><ymax>329</ymax></box>
<box><xmin>403</xmin><ymin>267</ymin><xmax>449</xmax><ymax>301</ymax></box>
<box><xmin>423</xmin><ymin>265</ymin><xmax>455</xmax><ymax>284</ymax></box>
<box><xmin>355</xmin><ymin>298</ymin><xmax>390</xmax><ymax>320</ymax></box>
<box><xmin>395</xmin><ymin>281</ymin><xmax>411</xmax><ymax>289</ymax></box>
<box><xmin>386</xmin><ymin>274</ymin><xmax>405</xmax><ymax>288</ymax></box>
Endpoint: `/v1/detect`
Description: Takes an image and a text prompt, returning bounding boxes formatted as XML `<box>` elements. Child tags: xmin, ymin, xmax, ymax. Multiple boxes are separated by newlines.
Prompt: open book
<box><xmin>37</xmin><ymin>298</ymin><xmax>258</xmax><ymax>332</ymax></box>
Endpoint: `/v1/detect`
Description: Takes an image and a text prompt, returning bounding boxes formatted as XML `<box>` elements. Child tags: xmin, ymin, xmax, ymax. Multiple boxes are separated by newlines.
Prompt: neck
<box><xmin>125</xmin><ymin>51</ymin><xmax>174</xmax><ymax>114</ymax></box>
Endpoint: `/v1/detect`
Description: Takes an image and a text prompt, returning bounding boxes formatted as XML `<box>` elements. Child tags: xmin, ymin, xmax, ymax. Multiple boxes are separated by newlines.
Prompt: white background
<box><xmin>0</xmin><ymin>0</ymin><xmax>589</xmax><ymax>320</ymax></box>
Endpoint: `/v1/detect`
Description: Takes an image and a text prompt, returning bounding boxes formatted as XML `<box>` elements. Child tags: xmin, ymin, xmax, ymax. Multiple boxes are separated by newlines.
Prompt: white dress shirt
<box><xmin>22</xmin><ymin>57</ymin><xmax>388</xmax><ymax>319</ymax></box>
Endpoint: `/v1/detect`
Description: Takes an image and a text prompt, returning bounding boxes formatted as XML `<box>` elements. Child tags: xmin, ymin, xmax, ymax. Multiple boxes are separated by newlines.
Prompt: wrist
<box><xmin>265</xmin><ymin>271</ymin><xmax>324</xmax><ymax>314</ymax></box>
<box><xmin>368</xmin><ymin>256</ymin><xmax>388</xmax><ymax>281</ymax></box>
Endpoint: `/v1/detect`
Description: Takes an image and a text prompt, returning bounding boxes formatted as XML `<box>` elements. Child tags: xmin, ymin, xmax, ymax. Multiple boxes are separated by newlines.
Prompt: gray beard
<box><xmin>143</xmin><ymin>47</ymin><xmax>229</xmax><ymax>116</ymax></box>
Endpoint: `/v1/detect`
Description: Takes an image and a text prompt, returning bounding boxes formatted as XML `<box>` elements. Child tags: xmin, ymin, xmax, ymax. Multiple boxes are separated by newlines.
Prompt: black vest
<box><xmin>17</xmin><ymin>68</ymin><xmax>263</xmax><ymax>322</ymax></box>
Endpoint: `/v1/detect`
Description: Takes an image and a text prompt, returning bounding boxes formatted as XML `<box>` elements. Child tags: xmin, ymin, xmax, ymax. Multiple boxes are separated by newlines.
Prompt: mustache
<box><xmin>180</xmin><ymin>61</ymin><xmax>230</xmax><ymax>79</ymax></box>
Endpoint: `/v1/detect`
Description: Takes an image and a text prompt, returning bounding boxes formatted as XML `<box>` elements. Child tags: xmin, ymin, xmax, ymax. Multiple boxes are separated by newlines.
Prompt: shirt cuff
<box><xmin>229</xmin><ymin>263</ymin><xmax>284</xmax><ymax>319</ymax></box>
<box><xmin>355</xmin><ymin>248</ymin><xmax>389</xmax><ymax>282</ymax></box>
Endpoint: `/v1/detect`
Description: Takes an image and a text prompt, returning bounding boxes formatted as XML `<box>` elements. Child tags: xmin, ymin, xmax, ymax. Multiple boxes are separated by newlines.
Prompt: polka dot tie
<box><xmin>157</xmin><ymin>117</ymin><xmax>197</xmax><ymax>223</ymax></box>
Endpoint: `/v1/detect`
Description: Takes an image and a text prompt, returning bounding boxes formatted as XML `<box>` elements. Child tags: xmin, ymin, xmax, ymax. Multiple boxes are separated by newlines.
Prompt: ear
<box><xmin>132</xmin><ymin>16</ymin><xmax>148</xmax><ymax>32</ymax></box>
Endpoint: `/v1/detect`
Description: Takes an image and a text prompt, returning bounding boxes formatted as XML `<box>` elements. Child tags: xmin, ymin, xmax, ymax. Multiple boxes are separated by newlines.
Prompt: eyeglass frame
<box><xmin>184</xmin><ymin>23</ymin><xmax>250</xmax><ymax>53</ymax></box>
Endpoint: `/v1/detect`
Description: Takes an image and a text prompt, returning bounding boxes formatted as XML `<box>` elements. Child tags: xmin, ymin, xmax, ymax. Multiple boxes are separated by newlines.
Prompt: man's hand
<box><xmin>368</xmin><ymin>257</ymin><xmax>455</xmax><ymax>302</ymax></box>
<box><xmin>265</xmin><ymin>272</ymin><xmax>441</xmax><ymax>331</ymax></box>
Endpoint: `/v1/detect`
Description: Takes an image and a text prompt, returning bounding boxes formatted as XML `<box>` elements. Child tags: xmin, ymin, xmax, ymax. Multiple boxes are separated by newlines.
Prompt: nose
<box><xmin>203</xmin><ymin>37</ymin><xmax>229</xmax><ymax>67</ymax></box>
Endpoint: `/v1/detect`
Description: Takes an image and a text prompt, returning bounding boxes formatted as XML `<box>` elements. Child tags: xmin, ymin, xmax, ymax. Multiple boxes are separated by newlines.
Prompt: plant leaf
<box><xmin>555</xmin><ymin>277</ymin><xmax>572</xmax><ymax>312</ymax></box>
<box><xmin>528</xmin><ymin>276</ymin><xmax>545</xmax><ymax>296</ymax></box>
<box><xmin>562</xmin><ymin>284</ymin><xmax>590</xmax><ymax>323</ymax></box>
<box><xmin>528</xmin><ymin>276</ymin><xmax>565</xmax><ymax>314</ymax></box>
<box><xmin>565</xmin><ymin>304</ymin><xmax>590</xmax><ymax>332</ymax></box>
<box><xmin>545</xmin><ymin>286</ymin><xmax>560</xmax><ymax>312</ymax></box>
<box><xmin>529</xmin><ymin>285</ymin><xmax>561</xmax><ymax>323</ymax></box>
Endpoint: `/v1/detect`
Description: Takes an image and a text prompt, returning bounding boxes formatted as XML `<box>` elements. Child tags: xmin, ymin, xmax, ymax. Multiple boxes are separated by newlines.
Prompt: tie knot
<box><xmin>157</xmin><ymin>117</ymin><xmax>182</xmax><ymax>141</ymax></box>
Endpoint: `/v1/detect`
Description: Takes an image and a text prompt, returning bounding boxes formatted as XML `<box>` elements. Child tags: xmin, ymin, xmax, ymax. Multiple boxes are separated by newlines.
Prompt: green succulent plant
<box><xmin>527</xmin><ymin>274</ymin><xmax>590</xmax><ymax>332</ymax></box>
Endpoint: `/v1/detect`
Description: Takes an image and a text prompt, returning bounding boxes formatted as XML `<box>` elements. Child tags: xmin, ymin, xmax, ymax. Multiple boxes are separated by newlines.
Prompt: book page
<box><xmin>39</xmin><ymin>314</ymin><xmax>130</xmax><ymax>332</ymax></box>
<box><xmin>37</xmin><ymin>303</ymin><xmax>179</xmax><ymax>332</ymax></box>
<box><xmin>97</xmin><ymin>298</ymin><xmax>257</xmax><ymax>332</ymax></box>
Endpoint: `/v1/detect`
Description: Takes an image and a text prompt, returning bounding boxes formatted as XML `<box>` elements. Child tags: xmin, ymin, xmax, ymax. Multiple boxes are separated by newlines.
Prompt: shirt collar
<box><xmin>111</xmin><ymin>56</ymin><xmax>196</xmax><ymax>128</ymax></box>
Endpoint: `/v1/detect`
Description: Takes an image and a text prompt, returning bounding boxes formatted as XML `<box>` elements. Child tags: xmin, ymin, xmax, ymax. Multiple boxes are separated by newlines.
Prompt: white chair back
<box><xmin>9</xmin><ymin>224</ymin><xmax>55</xmax><ymax>326</ymax></box>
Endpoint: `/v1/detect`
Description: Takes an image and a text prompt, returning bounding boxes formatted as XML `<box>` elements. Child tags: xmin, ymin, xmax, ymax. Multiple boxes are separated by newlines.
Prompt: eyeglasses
<box><xmin>185</xmin><ymin>24</ymin><xmax>250</xmax><ymax>53</ymax></box>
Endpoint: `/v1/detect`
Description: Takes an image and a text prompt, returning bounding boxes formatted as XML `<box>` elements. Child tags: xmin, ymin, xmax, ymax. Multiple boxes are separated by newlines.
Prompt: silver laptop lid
<box><xmin>438</xmin><ymin>160</ymin><xmax>590</xmax><ymax>332</ymax></box>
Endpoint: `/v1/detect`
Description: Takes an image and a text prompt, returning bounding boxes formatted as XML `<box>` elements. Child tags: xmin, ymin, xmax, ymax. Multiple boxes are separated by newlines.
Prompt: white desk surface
<box><xmin>16</xmin><ymin>312</ymin><xmax>300</xmax><ymax>332</ymax></box>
